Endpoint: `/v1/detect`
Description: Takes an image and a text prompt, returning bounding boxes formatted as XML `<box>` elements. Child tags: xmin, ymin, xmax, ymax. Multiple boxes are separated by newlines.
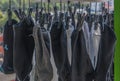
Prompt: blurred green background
<box><xmin>0</xmin><ymin>0</ymin><xmax>87</xmax><ymax>29</ymax></box>
<box><xmin>0</xmin><ymin>0</ymin><xmax>35</xmax><ymax>29</ymax></box>
<box><xmin>0</xmin><ymin>0</ymin><xmax>63</xmax><ymax>29</ymax></box>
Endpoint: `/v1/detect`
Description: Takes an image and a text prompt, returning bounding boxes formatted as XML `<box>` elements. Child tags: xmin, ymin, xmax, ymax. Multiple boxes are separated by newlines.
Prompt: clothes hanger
<box><xmin>77</xmin><ymin>0</ymin><xmax>86</xmax><ymax>31</ymax></box>
<box><xmin>21</xmin><ymin>0</ymin><xmax>26</xmax><ymax>20</ymax></box>
<box><xmin>66</xmin><ymin>0</ymin><xmax>73</xmax><ymax>29</ymax></box>
<box><xmin>78</xmin><ymin>1</ymin><xmax>81</xmax><ymax>20</ymax></box>
<box><xmin>42</xmin><ymin>2</ymin><xmax>47</xmax><ymax>26</ymax></box>
<box><xmin>18</xmin><ymin>0</ymin><xmax>22</xmax><ymax>16</ymax></box>
<box><xmin>63</xmin><ymin>3</ymin><xmax>66</xmax><ymax>23</ymax></box>
<box><xmin>76</xmin><ymin>1</ymin><xmax>81</xmax><ymax>29</ymax></box>
<box><xmin>100</xmin><ymin>2</ymin><xmax>104</xmax><ymax>30</ymax></box>
<box><xmin>16</xmin><ymin>0</ymin><xmax>32</xmax><ymax>26</ymax></box>
<box><xmin>26</xmin><ymin>0</ymin><xmax>32</xmax><ymax>18</ymax></box>
<box><xmin>23</xmin><ymin>0</ymin><xmax>25</xmax><ymax>13</ymax></box>
<box><xmin>14</xmin><ymin>0</ymin><xmax>24</xmax><ymax>21</ymax></box>
<box><xmin>94</xmin><ymin>1</ymin><xmax>99</xmax><ymax>30</ymax></box>
<box><xmin>96</xmin><ymin>2</ymin><xmax>102</xmax><ymax>28</ymax></box>
<box><xmin>53</xmin><ymin>3</ymin><xmax>59</xmax><ymax>22</ymax></box>
<box><xmin>67</xmin><ymin>0</ymin><xmax>76</xmax><ymax>29</ymax></box>
<box><xmin>72</xmin><ymin>3</ymin><xmax>76</xmax><ymax>27</ymax></box>
<box><xmin>13</xmin><ymin>0</ymin><xmax>21</xmax><ymax>20</ymax></box>
<box><xmin>64</xmin><ymin>3</ymin><xmax>66</xmax><ymax>13</ymax></box>
<box><xmin>73</xmin><ymin>3</ymin><xmax>76</xmax><ymax>15</ymax></box>
<box><xmin>42</xmin><ymin>0</ymin><xmax>50</xmax><ymax>27</ymax></box>
<box><xmin>28</xmin><ymin>0</ymin><xmax>31</xmax><ymax>9</ymax></box>
<box><xmin>67</xmin><ymin>0</ymin><xmax>71</xmax><ymax>17</ymax></box>
<box><xmin>89</xmin><ymin>2</ymin><xmax>92</xmax><ymax>23</ymax></box>
<box><xmin>28</xmin><ymin>0</ymin><xmax>33</xmax><ymax>17</ymax></box>
<box><xmin>101</xmin><ymin>1</ymin><xmax>107</xmax><ymax>31</ymax></box>
<box><xmin>47</xmin><ymin>0</ymin><xmax>53</xmax><ymax>30</ymax></box>
<box><xmin>48</xmin><ymin>0</ymin><xmax>50</xmax><ymax>13</ymax></box>
<box><xmin>47</xmin><ymin>0</ymin><xmax>51</xmax><ymax>24</ymax></box>
<box><xmin>35</xmin><ymin>3</ymin><xmax>39</xmax><ymax>22</ymax></box>
<box><xmin>8</xmin><ymin>0</ymin><xmax>12</xmax><ymax>25</ymax></box>
<box><xmin>95</xmin><ymin>1</ymin><xmax>98</xmax><ymax>22</ymax></box>
<box><xmin>39</xmin><ymin>0</ymin><xmax>44</xmax><ymax>27</ymax></box>
<box><xmin>57</xmin><ymin>0</ymin><xmax>64</xmax><ymax>29</ymax></box>
<box><xmin>14</xmin><ymin>9</ymin><xmax>22</xmax><ymax>20</ymax></box>
<box><xmin>60</xmin><ymin>0</ymin><xmax>62</xmax><ymax>13</ymax></box>
<box><xmin>59</xmin><ymin>0</ymin><xmax>63</xmax><ymax>21</ymax></box>
<box><xmin>108</xmin><ymin>1</ymin><xmax>110</xmax><ymax>26</ymax></box>
<box><xmin>89</xmin><ymin>2</ymin><xmax>94</xmax><ymax>30</ymax></box>
<box><xmin>81</xmin><ymin>1</ymin><xmax>84</xmax><ymax>16</ymax></box>
<box><xmin>24</xmin><ymin>0</ymin><xmax>34</xmax><ymax>25</ymax></box>
<box><xmin>47</xmin><ymin>2</ymin><xmax>57</xmax><ymax>31</ymax></box>
<box><xmin>77</xmin><ymin>1</ymin><xmax>85</xmax><ymax>28</ymax></box>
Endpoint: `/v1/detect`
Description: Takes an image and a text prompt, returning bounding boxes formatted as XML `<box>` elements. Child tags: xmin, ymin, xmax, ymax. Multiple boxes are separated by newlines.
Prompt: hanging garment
<box><xmin>1</xmin><ymin>19</ymin><xmax>17</xmax><ymax>74</ymax></box>
<box><xmin>71</xmin><ymin>20</ymin><xmax>92</xmax><ymax>81</ymax></box>
<box><xmin>30</xmin><ymin>26</ymin><xmax>58</xmax><ymax>81</ymax></box>
<box><xmin>71</xmin><ymin>18</ymin><xmax>116</xmax><ymax>81</ymax></box>
<box><xmin>48</xmin><ymin>31</ymin><xmax>58</xmax><ymax>81</ymax></box>
<box><xmin>82</xmin><ymin>21</ymin><xmax>90</xmax><ymax>56</ymax></box>
<box><xmin>50</xmin><ymin>21</ymin><xmax>71</xmax><ymax>81</ymax></box>
<box><xmin>31</xmin><ymin>24</ymin><xmax>53</xmax><ymax>81</ymax></box>
<box><xmin>66</xmin><ymin>24</ymin><xmax>74</xmax><ymax>65</ymax></box>
<box><xmin>94</xmin><ymin>24</ymin><xmax>116</xmax><ymax>81</ymax></box>
<box><xmin>89</xmin><ymin>22</ymin><xmax>101</xmax><ymax>70</ymax></box>
<box><xmin>60</xmin><ymin>22</ymin><xmax>71</xmax><ymax>81</ymax></box>
<box><xmin>13</xmin><ymin>18</ymin><xmax>34</xmax><ymax>81</ymax></box>
<box><xmin>103</xmin><ymin>14</ymin><xmax>114</xmax><ymax>81</ymax></box>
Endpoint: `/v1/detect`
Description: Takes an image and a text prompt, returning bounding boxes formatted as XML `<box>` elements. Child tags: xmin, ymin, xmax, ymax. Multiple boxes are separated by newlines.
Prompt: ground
<box><xmin>0</xmin><ymin>72</ymin><xmax>15</xmax><ymax>81</ymax></box>
<box><xmin>0</xmin><ymin>53</ymin><xmax>15</xmax><ymax>81</ymax></box>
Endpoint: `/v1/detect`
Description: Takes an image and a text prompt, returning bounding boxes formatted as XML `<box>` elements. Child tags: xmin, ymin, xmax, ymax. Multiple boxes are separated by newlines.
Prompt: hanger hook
<box><xmin>9</xmin><ymin>0</ymin><xmax>12</xmax><ymax>10</ymax></box>
<box><xmin>23</xmin><ymin>0</ymin><xmax>25</xmax><ymax>12</ymax></box>
<box><xmin>48</xmin><ymin>0</ymin><xmax>50</xmax><ymax>13</ymax></box>
<box><xmin>8</xmin><ymin>0</ymin><xmax>12</xmax><ymax>25</ymax></box>
<box><xmin>19</xmin><ymin>0</ymin><xmax>21</xmax><ymax>9</ymax></box>
<box><xmin>41</xmin><ymin>0</ymin><xmax>43</xmax><ymax>8</ymax></box>
<box><xmin>29</xmin><ymin>0</ymin><xmax>31</xmax><ymax>8</ymax></box>
<box><xmin>60</xmin><ymin>0</ymin><xmax>62</xmax><ymax>12</ymax></box>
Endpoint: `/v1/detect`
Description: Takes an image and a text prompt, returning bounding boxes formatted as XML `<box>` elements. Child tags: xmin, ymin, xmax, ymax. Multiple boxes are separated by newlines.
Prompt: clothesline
<box><xmin>34</xmin><ymin>0</ymin><xmax>110</xmax><ymax>2</ymax></box>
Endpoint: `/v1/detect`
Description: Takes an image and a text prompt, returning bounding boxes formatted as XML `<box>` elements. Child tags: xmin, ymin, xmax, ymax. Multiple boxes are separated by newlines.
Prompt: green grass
<box><xmin>115</xmin><ymin>0</ymin><xmax>120</xmax><ymax>81</ymax></box>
